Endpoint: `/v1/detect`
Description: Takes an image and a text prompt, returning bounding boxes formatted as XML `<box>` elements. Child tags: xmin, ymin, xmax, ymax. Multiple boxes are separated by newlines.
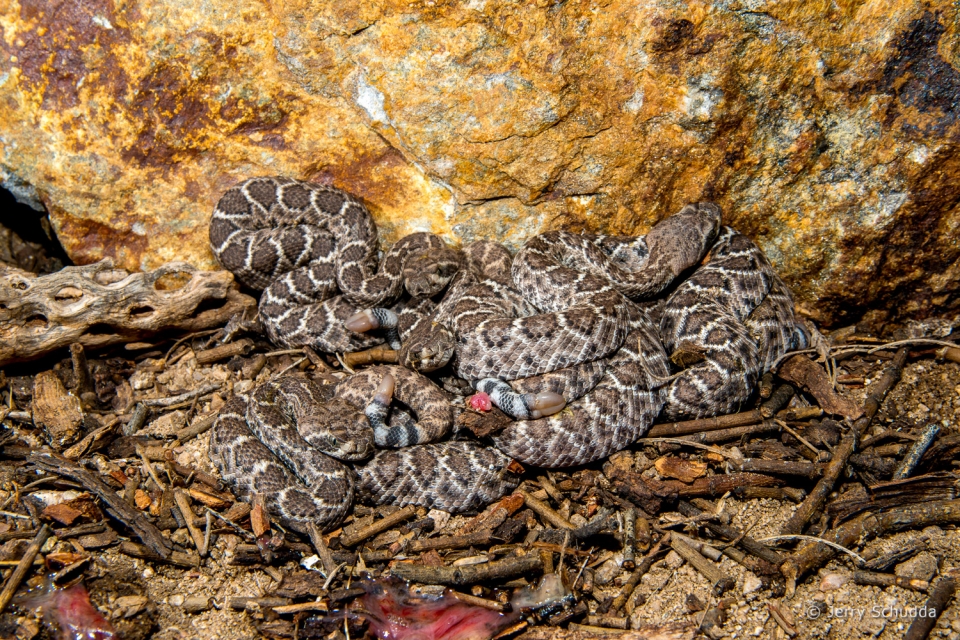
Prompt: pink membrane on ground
<box><xmin>469</xmin><ymin>392</ymin><xmax>493</xmax><ymax>412</ymax></box>
<box><xmin>360</xmin><ymin>578</ymin><xmax>517</xmax><ymax>640</ymax></box>
<box><xmin>18</xmin><ymin>581</ymin><xmax>115</xmax><ymax>640</ymax></box>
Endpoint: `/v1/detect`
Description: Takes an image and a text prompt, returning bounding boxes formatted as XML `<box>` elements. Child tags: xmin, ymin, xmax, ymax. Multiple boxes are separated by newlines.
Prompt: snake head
<box><xmin>403</xmin><ymin>247</ymin><xmax>461</xmax><ymax>299</ymax></box>
<box><xmin>398</xmin><ymin>323</ymin><xmax>456</xmax><ymax>372</ymax></box>
<box><xmin>300</xmin><ymin>399</ymin><xmax>376</xmax><ymax>461</ymax></box>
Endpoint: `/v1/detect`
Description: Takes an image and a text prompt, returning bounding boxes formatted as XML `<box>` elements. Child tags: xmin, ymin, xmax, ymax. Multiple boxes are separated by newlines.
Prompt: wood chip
<box><xmin>187</xmin><ymin>487</ymin><xmax>231</xmax><ymax>510</ymax></box>
<box><xmin>32</xmin><ymin>371</ymin><xmax>83</xmax><ymax>450</ymax></box>
<box><xmin>250</xmin><ymin>503</ymin><xmax>271</xmax><ymax>538</ymax></box>
<box><xmin>654</xmin><ymin>456</ymin><xmax>708</xmax><ymax>483</ymax></box>
<box><xmin>223</xmin><ymin>502</ymin><xmax>252</xmax><ymax>523</ymax></box>
<box><xmin>134</xmin><ymin>490</ymin><xmax>152</xmax><ymax>511</ymax></box>
<box><xmin>777</xmin><ymin>355</ymin><xmax>863</xmax><ymax>420</ymax></box>
<box><xmin>76</xmin><ymin>528</ymin><xmax>119</xmax><ymax>549</ymax></box>
<box><xmin>40</xmin><ymin>502</ymin><xmax>83</xmax><ymax>526</ymax></box>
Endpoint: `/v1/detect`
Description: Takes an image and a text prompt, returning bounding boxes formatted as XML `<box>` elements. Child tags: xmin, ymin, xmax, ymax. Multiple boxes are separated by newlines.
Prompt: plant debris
<box><xmin>1</xmin><ymin>237</ymin><xmax>960</xmax><ymax>638</ymax></box>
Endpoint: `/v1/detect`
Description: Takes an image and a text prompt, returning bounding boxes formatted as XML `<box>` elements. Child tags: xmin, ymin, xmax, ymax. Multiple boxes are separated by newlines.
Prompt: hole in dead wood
<box><xmin>188</xmin><ymin>296</ymin><xmax>229</xmax><ymax>318</ymax></box>
<box><xmin>154</xmin><ymin>271</ymin><xmax>193</xmax><ymax>291</ymax></box>
<box><xmin>24</xmin><ymin>314</ymin><xmax>48</xmax><ymax>328</ymax></box>
<box><xmin>54</xmin><ymin>286</ymin><xmax>84</xmax><ymax>301</ymax></box>
<box><xmin>128</xmin><ymin>305</ymin><xmax>155</xmax><ymax>318</ymax></box>
<box><xmin>86</xmin><ymin>323</ymin><xmax>116</xmax><ymax>336</ymax></box>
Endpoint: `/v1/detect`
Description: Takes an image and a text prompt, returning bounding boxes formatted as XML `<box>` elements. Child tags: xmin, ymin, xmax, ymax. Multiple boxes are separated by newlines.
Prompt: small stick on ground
<box><xmin>142</xmin><ymin>383</ymin><xmax>221</xmax><ymax>408</ymax></box>
<box><xmin>729</xmin><ymin>458</ymin><xmax>821</xmax><ymax>479</ymax></box>
<box><xmin>520</xmin><ymin>490</ymin><xmax>575</xmax><ymax>530</ymax></box>
<box><xmin>136</xmin><ymin>445</ymin><xmax>167</xmax><ymax>491</ymax></box>
<box><xmin>182</xmin><ymin>596</ymin><xmax>214</xmax><ymax>614</ymax></box>
<box><xmin>586</xmin><ymin>615</ymin><xmax>629</xmax><ymax>630</ymax></box>
<box><xmin>861</xmin><ymin>537</ymin><xmax>929</xmax><ymax>572</ymax></box>
<box><xmin>739</xmin><ymin>487</ymin><xmax>806</xmax><ymax>502</ymax></box>
<box><xmin>647</xmin><ymin>406</ymin><xmax>821</xmax><ymax>438</ymax></box>
<box><xmin>69</xmin><ymin>343</ymin><xmax>95</xmax><ymax>403</ymax></box>
<box><xmin>655</xmin><ymin>472</ymin><xmax>784</xmax><ymax>499</ymax></box>
<box><xmin>173</xmin><ymin>489</ymin><xmax>206</xmax><ymax>556</ymax></box>
<box><xmin>782</xmin><ymin>499</ymin><xmax>960</xmax><ymax>586</ymax></box>
<box><xmin>0</xmin><ymin>524</ymin><xmax>50</xmax><ymax>615</ymax></box>
<box><xmin>390</xmin><ymin>552</ymin><xmax>543</xmax><ymax>586</ymax></box>
<box><xmin>759</xmin><ymin>372</ymin><xmax>775</xmax><ymax>399</ymax></box>
<box><xmin>767</xmin><ymin>602</ymin><xmax>798</xmax><ymax>637</ymax></box>
<box><xmin>408</xmin><ymin>530</ymin><xmax>497</xmax><ymax>553</ymax></box>
<box><xmin>936</xmin><ymin>346</ymin><xmax>960</xmax><ymax>364</ymax></box>
<box><xmin>271</xmin><ymin>601</ymin><xmax>331</xmax><ymax>615</ymax></box>
<box><xmin>30</xmin><ymin>451</ymin><xmax>173</xmax><ymax>558</ymax></box>
<box><xmin>63</xmin><ymin>416</ymin><xmax>119</xmax><ymax>460</ymax></box>
<box><xmin>670</xmin><ymin>536</ymin><xmax>735</xmax><ymax>595</ymax></box>
<box><xmin>676</xmin><ymin>421</ymin><xmax>782</xmax><ymax>445</ymax></box>
<box><xmin>613</xmin><ymin>535</ymin><xmax>669</xmax><ymax>611</ymax></box>
<box><xmin>302</xmin><ymin>346</ymin><xmax>332</xmax><ymax>372</ymax></box>
<box><xmin>760</xmin><ymin>384</ymin><xmax>795</xmax><ymax>418</ymax></box>
<box><xmin>225</xmin><ymin>596</ymin><xmax>293</xmax><ymax>611</ymax></box>
<box><xmin>781</xmin><ymin>347</ymin><xmax>908</xmax><ymax>537</ymax></box>
<box><xmin>339</xmin><ymin>505</ymin><xmax>416</xmax><ymax>547</ymax></box>
<box><xmin>549</xmin><ymin>601</ymin><xmax>588</xmax><ymax>626</ymax></box>
<box><xmin>123</xmin><ymin>403</ymin><xmax>150</xmax><ymax>436</ymax></box>
<box><xmin>671</xmin><ymin>532</ymin><xmax>723</xmax><ymax>562</ymax></box>
<box><xmin>201</xmin><ymin>510</ymin><xmax>212</xmax><ymax>558</ymax></box>
<box><xmin>893</xmin><ymin>423</ymin><xmax>941</xmax><ymax>480</ymax></box>
<box><xmin>539</xmin><ymin>549</ymin><xmax>554</xmax><ymax>574</ymax></box>
<box><xmin>307</xmin><ymin>522</ymin><xmax>338</xmax><ymax>576</ymax></box>
<box><xmin>341</xmin><ymin>347</ymin><xmax>398</xmax><ymax>369</ymax></box>
<box><xmin>855</xmin><ymin>347</ymin><xmax>909</xmax><ymax>437</ymax></box>
<box><xmin>250</xmin><ymin>501</ymin><xmax>271</xmax><ymax>538</ymax></box>
<box><xmin>904</xmin><ymin>577</ymin><xmax>956</xmax><ymax>640</ymax></box>
<box><xmin>449</xmin><ymin>590</ymin><xmax>509</xmax><ymax>612</ymax></box>
<box><xmin>118</xmin><ymin>541</ymin><xmax>199</xmax><ymax>568</ymax></box>
<box><xmin>777</xmin><ymin>420</ymin><xmax>824</xmax><ymax>460</ymax></box>
<box><xmin>621</xmin><ymin>507</ymin><xmax>637</xmax><ymax>570</ymax></box>
<box><xmin>852</xmin><ymin>570</ymin><xmax>929</xmax><ymax>592</ymax></box>
<box><xmin>677</xmin><ymin>500</ymin><xmax>784</xmax><ymax>566</ymax></box>
<box><xmin>176</xmin><ymin>412</ymin><xmax>218</xmax><ymax>442</ymax></box>
<box><xmin>459</xmin><ymin>493</ymin><xmax>525</xmax><ymax>536</ymax></box>
<box><xmin>241</xmin><ymin>354</ymin><xmax>267</xmax><ymax>380</ymax></box>
<box><xmin>195</xmin><ymin>338</ymin><xmax>254</xmax><ymax>365</ymax></box>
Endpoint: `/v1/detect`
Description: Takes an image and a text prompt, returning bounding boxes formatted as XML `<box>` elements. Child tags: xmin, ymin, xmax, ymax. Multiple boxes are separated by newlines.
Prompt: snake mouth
<box><xmin>406</xmin><ymin>343</ymin><xmax>455</xmax><ymax>373</ymax></box>
<box><xmin>405</xmin><ymin>272</ymin><xmax>452</xmax><ymax>299</ymax></box>
<box><xmin>334</xmin><ymin>438</ymin><xmax>376</xmax><ymax>461</ymax></box>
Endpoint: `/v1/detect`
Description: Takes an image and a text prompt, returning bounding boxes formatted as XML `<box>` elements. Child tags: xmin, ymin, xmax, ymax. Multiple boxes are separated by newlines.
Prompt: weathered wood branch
<box><xmin>0</xmin><ymin>259</ymin><xmax>255</xmax><ymax>365</ymax></box>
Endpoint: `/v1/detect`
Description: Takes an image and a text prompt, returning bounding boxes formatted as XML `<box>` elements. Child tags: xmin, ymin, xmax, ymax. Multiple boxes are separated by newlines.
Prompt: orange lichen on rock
<box><xmin>1</xmin><ymin>0</ymin><xmax>959</xmax><ymax>325</ymax></box>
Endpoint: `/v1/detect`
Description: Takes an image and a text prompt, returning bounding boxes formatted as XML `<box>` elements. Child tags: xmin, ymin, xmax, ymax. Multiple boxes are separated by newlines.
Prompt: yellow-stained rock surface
<box><xmin>1</xmin><ymin>0</ymin><xmax>958</xmax><ymax>324</ymax></box>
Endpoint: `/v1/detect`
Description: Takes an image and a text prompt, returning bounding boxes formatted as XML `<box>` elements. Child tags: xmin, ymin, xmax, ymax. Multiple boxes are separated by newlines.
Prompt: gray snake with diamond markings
<box><xmin>208</xmin><ymin>176</ymin><xmax>806</xmax><ymax>531</ymax></box>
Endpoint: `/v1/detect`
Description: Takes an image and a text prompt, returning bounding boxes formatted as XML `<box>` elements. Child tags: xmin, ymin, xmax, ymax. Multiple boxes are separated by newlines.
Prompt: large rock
<box><xmin>1</xmin><ymin>0</ymin><xmax>958</xmax><ymax>325</ymax></box>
